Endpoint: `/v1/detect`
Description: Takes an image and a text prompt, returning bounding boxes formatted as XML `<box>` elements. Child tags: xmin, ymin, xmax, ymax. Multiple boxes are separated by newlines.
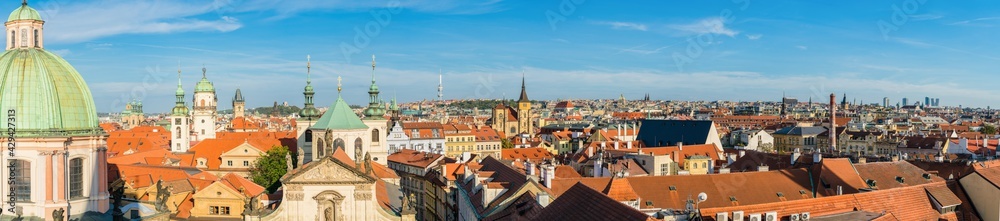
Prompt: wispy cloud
<box><xmin>796</xmin><ymin>45</ymin><xmax>808</xmax><ymax>50</ymax></box>
<box><xmin>745</xmin><ymin>34</ymin><xmax>762</xmax><ymax>40</ymax></box>
<box><xmin>591</xmin><ymin>21</ymin><xmax>648</xmax><ymax>31</ymax></box>
<box><xmin>230</xmin><ymin>0</ymin><xmax>506</xmax><ymax>19</ymax></box>
<box><xmin>949</xmin><ymin>17</ymin><xmax>1000</xmax><ymax>27</ymax></box>
<box><xmin>40</xmin><ymin>1</ymin><xmax>241</xmax><ymax>44</ymax></box>
<box><xmin>910</xmin><ymin>14</ymin><xmax>944</xmax><ymax>21</ymax></box>
<box><xmin>892</xmin><ymin>37</ymin><xmax>1000</xmax><ymax>61</ymax></box>
<box><xmin>669</xmin><ymin>17</ymin><xmax>739</xmax><ymax>37</ymax></box>
<box><xmin>616</xmin><ymin>44</ymin><xmax>669</xmax><ymax>55</ymax></box>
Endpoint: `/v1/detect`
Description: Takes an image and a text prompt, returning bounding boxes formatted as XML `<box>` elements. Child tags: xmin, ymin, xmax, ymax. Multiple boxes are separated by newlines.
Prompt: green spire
<box><xmin>172</xmin><ymin>67</ymin><xmax>189</xmax><ymax>116</ymax></box>
<box><xmin>299</xmin><ymin>55</ymin><xmax>319</xmax><ymax>119</ymax></box>
<box><xmin>363</xmin><ymin>54</ymin><xmax>385</xmax><ymax>120</ymax></box>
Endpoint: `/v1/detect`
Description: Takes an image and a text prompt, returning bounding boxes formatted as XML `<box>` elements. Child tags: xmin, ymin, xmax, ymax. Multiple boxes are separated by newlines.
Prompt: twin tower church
<box><xmin>169</xmin><ymin>54</ymin><xmax>394</xmax><ymax>167</ymax></box>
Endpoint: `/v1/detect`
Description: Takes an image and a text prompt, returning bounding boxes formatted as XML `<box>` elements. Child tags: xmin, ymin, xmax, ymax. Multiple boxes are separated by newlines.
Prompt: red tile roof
<box><xmin>220</xmin><ymin>173</ymin><xmax>266</xmax><ymax>198</ymax></box>
<box><xmin>387</xmin><ymin>149</ymin><xmax>444</xmax><ymax>169</ymax></box>
<box><xmin>501</xmin><ymin>148</ymin><xmax>554</xmax><ymax>163</ymax></box>
<box><xmin>701</xmin><ymin>182</ymin><xmax>957</xmax><ymax>221</ymax></box>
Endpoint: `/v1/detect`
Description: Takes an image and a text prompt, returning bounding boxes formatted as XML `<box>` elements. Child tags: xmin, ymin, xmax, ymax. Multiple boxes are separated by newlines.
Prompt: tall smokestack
<box><xmin>830</xmin><ymin>93</ymin><xmax>837</xmax><ymax>152</ymax></box>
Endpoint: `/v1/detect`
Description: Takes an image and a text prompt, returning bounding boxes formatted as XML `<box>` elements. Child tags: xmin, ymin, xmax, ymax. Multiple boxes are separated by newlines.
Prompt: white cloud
<box><xmin>670</xmin><ymin>17</ymin><xmax>738</xmax><ymax>37</ymax></box>
<box><xmin>796</xmin><ymin>45</ymin><xmax>808</xmax><ymax>50</ymax></box>
<box><xmin>910</xmin><ymin>14</ymin><xmax>943</xmax><ymax>21</ymax></box>
<box><xmin>231</xmin><ymin>0</ymin><xmax>506</xmax><ymax>18</ymax></box>
<box><xmin>592</xmin><ymin>21</ymin><xmax>648</xmax><ymax>31</ymax></box>
<box><xmin>616</xmin><ymin>45</ymin><xmax>669</xmax><ymax>55</ymax></box>
<box><xmin>745</xmin><ymin>34</ymin><xmax>762</xmax><ymax>40</ymax></box>
<box><xmin>949</xmin><ymin>17</ymin><xmax>1000</xmax><ymax>27</ymax></box>
<box><xmin>50</xmin><ymin>49</ymin><xmax>71</xmax><ymax>56</ymax></box>
<box><xmin>39</xmin><ymin>1</ymin><xmax>242</xmax><ymax>44</ymax></box>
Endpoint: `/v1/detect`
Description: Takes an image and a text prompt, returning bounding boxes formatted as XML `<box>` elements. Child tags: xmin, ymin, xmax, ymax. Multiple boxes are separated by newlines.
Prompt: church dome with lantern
<box><xmin>0</xmin><ymin>1</ymin><xmax>101</xmax><ymax>137</ymax></box>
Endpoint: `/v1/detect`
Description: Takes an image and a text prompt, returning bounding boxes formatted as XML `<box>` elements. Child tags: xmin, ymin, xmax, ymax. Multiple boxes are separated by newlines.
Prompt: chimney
<box><xmin>830</xmin><ymin>93</ymin><xmax>837</xmax><ymax>152</ymax></box>
<box><xmin>672</xmin><ymin>150</ymin><xmax>680</xmax><ymax>164</ymax></box>
<box><xmin>677</xmin><ymin>142</ymin><xmax>683</xmax><ymax>151</ymax></box>
<box><xmin>627</xmin><ymin>141</ymin><xmax>633</xmax><ymax>149</ymax></box>
<box><xmin>984</xmin><ymin>137</ymin><xmax>989</xmax><ymax>148</ymax></box>
<box><xmin>891</xmin><ymin>154</ymin><xmax>899</xmax><ymax>162</ymax></box>
<box><xmin>543</xmin><ymin>165</ymin><xmax>555</xmax><ymax>188</ymax></box>
<box><xmin>813</xmin><ymin>151</ymin><xmax>822</xmax><ymax>163</ymax></box>
<box><xmin>758</xmin><ymin>165</ymin><xmax>769</xmax><ymax>171</ymax></box>
<box><xmin>791</xmin><ymin>148</ymin><xmax>801</xmax><ymax>165</ymax></box>
<box><xmin>614</xmin><ymin>142</ymin><xmax>620</xmax><ymax>150</ymax></box>
<box><xmin>837</xmin><ymin>185</ymin><xmax>843</xmax><ymax>195</ymax></box>
<box><xmin>858</xmin><ymin>157</ymin><xmax>867</xmax><ymax>164</ymax></box>
<box><xmin>525</xmin><ymin>161</ymin><xmax>535</xmax><ymax>176</ymax></box>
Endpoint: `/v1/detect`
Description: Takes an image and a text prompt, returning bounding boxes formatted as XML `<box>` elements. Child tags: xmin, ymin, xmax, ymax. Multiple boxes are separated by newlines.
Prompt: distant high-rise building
<box><xmin>902</xmin><ymin>98</ymin><xmax>909</xmax><ymax>106</ymax></box>
<box><xmin>925</xmin><ymin>97</ymin><xmax>930</xmax><ymax>107</ymax></box>
<box><xmin>883</xmin><ymin>97</ymin><xmax>889</xmax><ymax>108</ymax></box>
<box><xmin>934</xmin><ymin>98</ymin><xmax>940</xmax><ymax>107</ymax></box>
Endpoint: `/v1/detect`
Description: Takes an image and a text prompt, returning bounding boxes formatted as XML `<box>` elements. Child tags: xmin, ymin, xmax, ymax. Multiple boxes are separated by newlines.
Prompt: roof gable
<box><xmin>281</xmin><ymin>156</ymin><xmax>376</xmax><ymax>184</ymax></box>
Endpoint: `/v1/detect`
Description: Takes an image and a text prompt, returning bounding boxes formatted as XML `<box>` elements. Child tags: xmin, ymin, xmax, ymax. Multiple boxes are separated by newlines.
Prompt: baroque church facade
<box><xmin>266</xmin><ymin>55</ymin><xmax>406</xmax><ymax>221</ymax></box>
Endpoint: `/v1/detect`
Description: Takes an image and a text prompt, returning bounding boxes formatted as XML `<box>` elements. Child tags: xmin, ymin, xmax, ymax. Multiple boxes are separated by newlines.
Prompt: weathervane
<box><xmin>306</xmin><ymin>55</ymin><xmax>311</xmax><ymax>83</ymax></box>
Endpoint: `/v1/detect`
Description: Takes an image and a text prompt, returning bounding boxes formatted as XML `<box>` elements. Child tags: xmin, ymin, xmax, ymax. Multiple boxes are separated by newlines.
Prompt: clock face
<box><xmin>175</xmin><ymin>118</ymin><xmax>181</xmax><ymax>124</ymax></box>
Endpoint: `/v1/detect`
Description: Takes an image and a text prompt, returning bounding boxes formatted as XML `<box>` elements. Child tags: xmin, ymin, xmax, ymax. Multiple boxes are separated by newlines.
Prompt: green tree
<box><xmin>250</xmin><ymin>145</ymin><xmax>290</xmax><ymax>193</ymax></box>
<box><xmin>501</xmin><ymin>138</ymin><xmax>514</xmax><ymax>149</ymax></box>
<box><xmin>983</xmin><ymin>124</ymin><xmax>997</xmax><ymax>135</ymax></box>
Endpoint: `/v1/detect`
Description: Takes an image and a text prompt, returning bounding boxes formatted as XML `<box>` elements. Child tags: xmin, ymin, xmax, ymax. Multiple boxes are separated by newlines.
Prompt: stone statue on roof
<box><xmin>155</xmin><ymin>179</ymin><xmax>170</xmax><ymax>212</ymax></box>
<box><xmin>402</xmin><ymin>193</ymin><xmax>416</xmax><ymax>214</ymax></box>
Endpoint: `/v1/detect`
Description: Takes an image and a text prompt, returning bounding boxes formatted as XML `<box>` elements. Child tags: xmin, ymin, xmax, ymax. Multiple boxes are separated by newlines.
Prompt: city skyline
<box><xmin>32</xmin><ymin>0</ymin><xmax>1000</xmax><ymax>112</ymax></box>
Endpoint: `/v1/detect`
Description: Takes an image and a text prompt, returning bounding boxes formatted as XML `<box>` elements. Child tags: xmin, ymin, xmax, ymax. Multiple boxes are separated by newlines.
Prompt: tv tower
<box><xmin>437</xmin><ymin>69</ymin><xmax>443</xmax><ymax>101</ymax></box>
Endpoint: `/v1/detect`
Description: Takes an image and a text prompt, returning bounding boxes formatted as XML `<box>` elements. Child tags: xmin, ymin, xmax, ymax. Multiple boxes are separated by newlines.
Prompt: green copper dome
<box><xmin>310</xmin><ymin>95</ymin><xmax>368</xmax><ymax>130</ymax></box>
<box><xmin>0</xmin><ymin>48</ymin><xmax>101</xmax><ymax>137</ymax></box>
<box><xmin>194</xmin><ymin>68</ymin><xmax>214</xmax><ymax>92</ymax></box>
<box><xmin>7</xmin><ymin>3</ymin><xmax>40</xmax><ymax>22</ymax></box>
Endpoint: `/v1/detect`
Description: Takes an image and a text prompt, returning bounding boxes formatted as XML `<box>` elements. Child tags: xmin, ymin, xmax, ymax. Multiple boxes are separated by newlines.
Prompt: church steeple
<box><xmin>299</xmin><ymin>55</ymin><xmax>319</xmax><ymax>120</ymax></box>
<box><xmin>364</xmin><ymin>54</ymin><xmax>386</xmax><ymax>120</ymax></box>
<box><xmin>172</xmin><ymin>66</ymin><xmax>189</xmax><ymax>116</ymax></box>
<box><xmin>518</xmin><ymin>70</ymin><xmax>529</xmax><ymax>103</ymax></box>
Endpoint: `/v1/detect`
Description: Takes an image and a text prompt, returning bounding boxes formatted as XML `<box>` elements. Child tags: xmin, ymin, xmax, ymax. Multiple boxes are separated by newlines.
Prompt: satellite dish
<box><xmin>697</xmin><ymin>192</ymin><xmax>708</xmax><ymax>202</ymax></box>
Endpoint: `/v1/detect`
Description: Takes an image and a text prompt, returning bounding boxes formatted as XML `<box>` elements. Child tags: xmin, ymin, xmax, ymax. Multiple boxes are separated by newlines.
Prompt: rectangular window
<box><xmin>209</xmin><ymin>206</ymin><xmax>231</xmax><ymax>215</ymax></box>
<box><xmin>70</xmin><ymin>158</ymin><xmax>83</xmax><ymax>198</ymax></box>
<box><xmin>243</xmin><ymin>161</ymin><xmax>249</xmax><ymax>167</ymax></box>
<box><xmin>9</xmin><ymin>160</ymin><xmax>30</xmax><ymax>202</ymax></box>
<box><xmin>660</xmin><ymin>164</ymin><xmax>668</xmax><ymax>176</ymax></box>
<box><xmin>227</xmin><ymin>161</ymin><xmax>233</xmax><ymax>166</ymax></box>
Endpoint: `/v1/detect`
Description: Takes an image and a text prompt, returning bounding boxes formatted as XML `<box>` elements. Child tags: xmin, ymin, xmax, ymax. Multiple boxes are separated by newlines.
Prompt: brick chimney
<box><xmin>830</xmin><ymin>93</ymin><xmax>837</xmax><ymax>152</ymax></box>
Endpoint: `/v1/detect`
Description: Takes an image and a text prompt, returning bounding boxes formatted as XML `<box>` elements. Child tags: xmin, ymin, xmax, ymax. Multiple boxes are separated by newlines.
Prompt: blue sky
<box><xmin>24</xmin><ymin>0</ymin><xmax>1000</xmax><ymax>112</ymax></box>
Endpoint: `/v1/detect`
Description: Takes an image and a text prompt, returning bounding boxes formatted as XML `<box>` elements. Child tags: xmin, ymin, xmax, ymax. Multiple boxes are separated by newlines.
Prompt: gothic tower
<box><xmin>233</xmin><ymin>88</ymin><xmax>245</xmax><ymax>118</ymax></box>
<box><xmin>517</xmin><ymin>73</ymin><xmax>533</xmax><ymax>135</ymax></box>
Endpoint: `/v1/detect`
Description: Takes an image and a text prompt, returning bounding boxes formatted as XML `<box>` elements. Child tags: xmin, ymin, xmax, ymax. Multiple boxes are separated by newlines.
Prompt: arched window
<box><xmin>9</xmin><ymin>159</ymin><xmax>30</xmax><ymax>202</ymax></box>
<box><xmin>355</xmin><ymin>137</ymin><xmax>364</xmax><ymax>160</ymax></box>
<box><xmin>70</xmin><ymin>158</ymin><xmax>83</xmax><ymax>198</ymax></box>
<box><xmin>305</xmin><ymin>130</ymin><xmax>313</xmax><ymax>142</ymax></box>
<box><xmin>316</xmin><ymin>139</ymin><xmax>326</xmax><ymax>157</ymax></box>
<box><xmin>200</xmin><ymin>99</ymin><xmax>205</xmax><ymax>106</ymax></box>
<box><xmin>175</xmin><ymin>126</ymin><xmax>181</xmax><ymax>139</ymax></box>
<box><xmin>19</xmin><ymin>29</ymin><xmax>26</xmax><ymax>47</ymax></box>
<box><xmin>32</xmin><ymin>29</ymin><xmax>37</xmax><ymax>47</ymax></box>
<box><xmin>333</xmin><ymin>138</ymin><xmax>345</xmax><ymax>151</ymax></box>
<box><xmin>371</xmin><ymin>129</ymin><xmax>379</xmax><ymax>142</ymax></box>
